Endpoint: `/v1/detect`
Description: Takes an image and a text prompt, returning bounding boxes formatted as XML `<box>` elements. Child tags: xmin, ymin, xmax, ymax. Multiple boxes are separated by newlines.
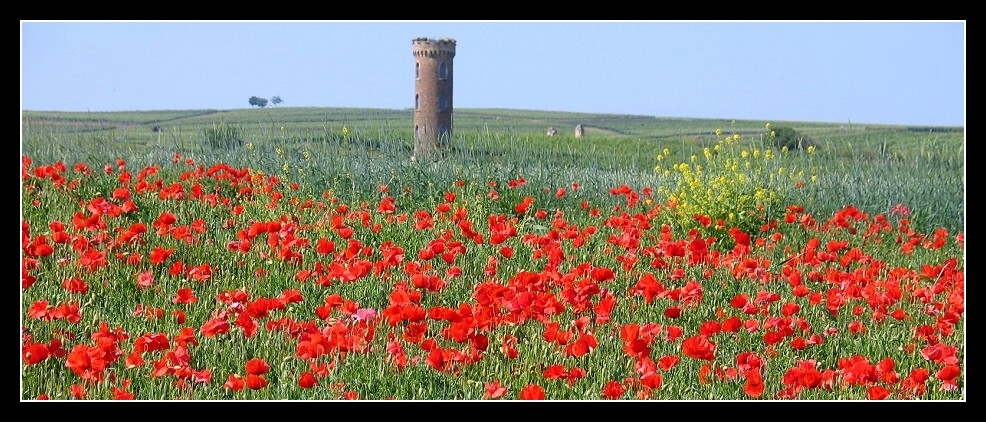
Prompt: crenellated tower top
<box><xmin>412</xmin><ymin>37</ymin><xmax>457</xmax><ymax>58</ymax></box>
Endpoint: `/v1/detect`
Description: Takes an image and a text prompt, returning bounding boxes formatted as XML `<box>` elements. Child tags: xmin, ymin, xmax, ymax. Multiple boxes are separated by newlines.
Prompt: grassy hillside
<box><xmin>22</xmin><ymin>106</ymin><xmax>962</xmax><ymax>141</ymax></box>
<box><xmin>21</xmin><ymin>106</ymin><xmax>963</xmax><ymax>164</ymax></box>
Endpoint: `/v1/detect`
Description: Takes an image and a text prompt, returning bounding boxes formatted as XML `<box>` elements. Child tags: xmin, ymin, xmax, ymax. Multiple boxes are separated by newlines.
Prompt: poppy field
<box><xmin>20</xmin><ymin>114</ymin><xmax>964</xmax><ymax>400</ymax></box>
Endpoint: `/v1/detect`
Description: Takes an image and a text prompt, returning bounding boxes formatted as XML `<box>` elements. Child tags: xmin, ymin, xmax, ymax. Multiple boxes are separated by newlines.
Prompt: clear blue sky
<box><xmin>20</xmin><ymin>20</ymin><xmax>965</xmax><ymax>127</ymax></box>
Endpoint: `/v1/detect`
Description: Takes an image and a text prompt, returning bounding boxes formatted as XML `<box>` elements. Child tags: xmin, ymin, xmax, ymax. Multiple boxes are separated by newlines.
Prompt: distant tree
<box><xmin>249</xmin><ymin>96</ymin><xmax>269</xmax><ymax>108</ymax></box>
<box><xmin>271</xmin><ymin>96</ymin><xmax>283</xmax><ymax>106</ymax></box>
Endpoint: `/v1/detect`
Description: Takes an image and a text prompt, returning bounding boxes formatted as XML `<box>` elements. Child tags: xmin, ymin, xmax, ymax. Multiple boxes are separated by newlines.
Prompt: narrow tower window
<box><xmin>439</xmin><ymin>62</ymin><xmax>448</xmax><ymax>80</ymax></box>
<box><xmin>415</xmin><ymin>94</ymin><xmax>419</xmax><ymax>110</ymax></box>
<box><xmin>416</xmin><ymin>62</ymin><xmax>420</xmax><ymax>79</ymax></box>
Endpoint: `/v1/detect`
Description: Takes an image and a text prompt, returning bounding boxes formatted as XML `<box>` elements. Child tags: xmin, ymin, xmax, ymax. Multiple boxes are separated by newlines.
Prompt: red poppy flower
<box><xmin>743</xmin><ymin>370</ymin><xmax>764</xmax><ymax>398</ymax></box>
<box><xmin>112</xmin><ymin>187</ymin><xmax>131</xmax><ymax>200</ymax></box>
<box><xmin>763</xmin><ymin>331</ymin><xmax>784</xmax><ymax>346</ymax></box>
<box><xmin>681</xmin><ymin>335</ymin><xmax>716</xmax><ymax>361</ymax></box>
<box><xmin>23</xmin><ymin>343</ymin><xmax>49</xmax><ymax>365</ymax></box>
<box><xmin>543</xmin><ymin>364</ymin><xmax>567</xmax><ymax>380</ymax></box>
<box><xmin>623</xmin><ymin>339</ymin><xmax>650</xmax><ymax>359</ymax></box>
<box><xmin>601</xmin><ymin>380</ymin><xmax>625</xmax><ymax>399</ymax></box>
<box><xmin>699</xmin><ymin>363</ymin><xmax>711</xmax><ymax>385</ymax></box>
<box><xmin>66</xmin><ymin>344</ymin><xmax>109</xmax><ymax>383</ymax></box>
<box><xmin>125</xmin><ymin>351</ymin><xmax>145</xmax><ymax>368</ymax></box>
<box><xmin>24</xmin><ymin>236</ymin><xmax>54</xmax><ymax>257</ymax></box>
<box><xmin>298</xmin><ymin>371</ymin><xmax>318</xmax><ymax>389</ymax></box>
<box><xmin>664</xmin><ymin>306</ymin><xmax>682</xmax><ymax>319</ymax></box>
<box><xmin>200</xmin><ymin>316</ymin><xmax>230</xmax><ymax>338</ymax></box>
<box><xmin>226</xmin><ymin>239</ymin><xmax>252</xmax><ymax>253</ymax></box>
<box><xmin>729</xmin><ymin>293</ymin><xmax>750</xmax><ymax>309</ymax></box>
<box><xmin>377</xmin><ymin>196</ymin><xmax>396</xmax><ymax>214</ymax></box>
<box><xmin>665</xmin><ymin>325</ymin><xmax>683</xmax><ymax>341</ymax></box>
<box><xmin>590</xmin><ymin>266</ymin><xmax>615</xmax><ymax>282</ymax></box>
<box><xmin>168</xmin><ymin>260</ymin><xmax>185</xmax><ymax>276</ymax></box>
<box><xmin>514</xmin><ymin>196</ymin><xmax>534</xmax><ymax>214</ymax></box>
<box><xmin>425</xmin><ymin>348</ymin><xmax>447</xmax><ymax>371</ymax></box>
<box><xmin>171</xmin><ymin>309</ymin><xmax>188</xmax><ymax>324</ymax></box>
<box><xmin>70</xmin><ymin>384</ymin><xmax>86</xmax><ymax>400</ymax></box>
<box><xmin>936</xmin><ymin>364</ymin><xmax>961</xmax><ymax>382</ymax></box>
<box><xmin>501</xmin><ymin>335</ymin><xmax>519</xmax><ymax>359</ymax></box>
<box><xmin>867</xmin><ymin>386</ymin><xmax>891</xmax><ymax>400</ymax></box>
<box><xmin>245</xmin><ymin>358</ymin><xmax>270</xmax><ymax>375</ymax></box>
<box><xmin>541</xmin><ymin>367</ymin><xmax>572</xmax><ymax>387</ymax></box>
<box><xmin>658</xmin><ymin>355</ymin><xmax>680</xmax><ymax>371</ymax></box>
<box><xmin>172</xmin><ymin>288</ymin><xmax>197</xmax><ymax>304</ymax></box>
<box><xmin>564</xmin><ymin>333</ymin><xmax>598</xmax><ymax>358</ymax></box>
<box><xmin>135</xmin><ymin>271</ymin><xmax>154</xmax><ymax>289</ymax></box>
<box><xmin>826</xmin><ymin>240</ymin><xmax>849</xmax><ymax>253</ymax></box>
<box><xmin>190</xmin><ymin>263</ymin><xmax>216</xmax><ymax>281</ymax></box>
<box><xmin>891</xmin><ymin>308</ymin><xmax>908</xmax><ymax>321</ymax></box>
<box><xmin>62</xmin><ymin>277</ymin><xmax>88</xmax><ymax>294</ymax></box>
<box><xmin>909</xmin><ymin>367</ymin><xmax>930</xmax><ymax>383</ymax></box>
<box><xmin>236</xmin><ymin>313</ymin><xmax>258</xmax><ymax>338</ymax></box>
<box><xmin>720</xmin><ymin>316</ymin><xmax>741</xmax><ymax>333</ymax></box>
<box><xmin>790</xmin><ymin>336</ymin><xmax>807</xmax><ymax>351</ymax></box>
<box><xmin>484</xmin><ymin>380</ymin><xmax>507</xmax><ymax>399</ymax></box>
<box><xmin>316</xmin><ymin>237</ymin><xmax>335</xmax><ymax>255</ymax></box>
<box><xmin>27</xmin><ymin>300</ymin><xmax>48</xmax><ymax>320</ymax></box>
<box><xmin>518</xmin><ymin>384</ymin><xmax>545</xmax><ymax>400</ymax></box>
<box><xmin>699</xmin><ymin>321</ymin><xmax>721</xmax><ymax>336</ymax></box>
<box><xmin>246</xmin><ymin>374</ymin><xmax>268</xmax><ymax>390</ymax></box>
<box><xmin>111</xmin><ymin>382</ymin><xmax>135</xmax><ymax>400</ymax></box>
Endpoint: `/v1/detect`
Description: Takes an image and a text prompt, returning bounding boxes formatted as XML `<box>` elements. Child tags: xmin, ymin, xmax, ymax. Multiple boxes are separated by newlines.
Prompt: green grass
<box><xmin>21</xmin><ymin>107</ymin><xmax>964</xmax><ymax>234</ymax></box>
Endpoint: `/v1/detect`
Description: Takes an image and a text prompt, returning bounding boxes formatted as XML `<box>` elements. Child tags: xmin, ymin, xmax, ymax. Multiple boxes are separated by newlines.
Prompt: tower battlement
<box><xmin>412</xmin><ymin>38</ymin><xmax>457</xmax><ymax>58</ymax></box>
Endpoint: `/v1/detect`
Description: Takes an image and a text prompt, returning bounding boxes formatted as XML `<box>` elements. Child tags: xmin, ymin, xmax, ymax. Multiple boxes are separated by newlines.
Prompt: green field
<box><xmin>22</xmin><ymin>107</ymin><xmax>964</xmax><ymax>234</ymax></box>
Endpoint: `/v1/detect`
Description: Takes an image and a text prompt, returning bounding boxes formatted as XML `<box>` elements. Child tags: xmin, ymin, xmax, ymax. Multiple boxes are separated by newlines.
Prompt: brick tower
<box><xmin>412</xmin><ymin>37</ymin><xmax>456</xmax><ymax>161</ymax></box>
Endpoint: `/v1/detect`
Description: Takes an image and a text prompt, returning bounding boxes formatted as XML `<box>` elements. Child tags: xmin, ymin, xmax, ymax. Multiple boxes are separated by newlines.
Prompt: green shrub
<box><xmin>769</xmin><ymin>125</ymin><xmax>808</xmax><ymax>150</ymax></box>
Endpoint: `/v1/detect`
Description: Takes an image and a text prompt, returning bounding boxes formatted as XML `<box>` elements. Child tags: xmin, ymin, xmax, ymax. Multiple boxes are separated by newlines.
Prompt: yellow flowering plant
<box><xmin>655</xmin><ymin>123</ymin><xmax>814</xmax><ymax>241</ymax></box>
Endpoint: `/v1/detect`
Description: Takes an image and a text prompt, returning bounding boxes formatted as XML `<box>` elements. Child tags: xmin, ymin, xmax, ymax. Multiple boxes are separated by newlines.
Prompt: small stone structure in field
<box><xmin>546</xmin><ymin>127</ymin><xmax>557</xmax><ymax>137</ymax></box>
<box><xmin>574</xmin><ymin>124</ymin><xmax>585</xmax><ymax>138</ymax></box>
